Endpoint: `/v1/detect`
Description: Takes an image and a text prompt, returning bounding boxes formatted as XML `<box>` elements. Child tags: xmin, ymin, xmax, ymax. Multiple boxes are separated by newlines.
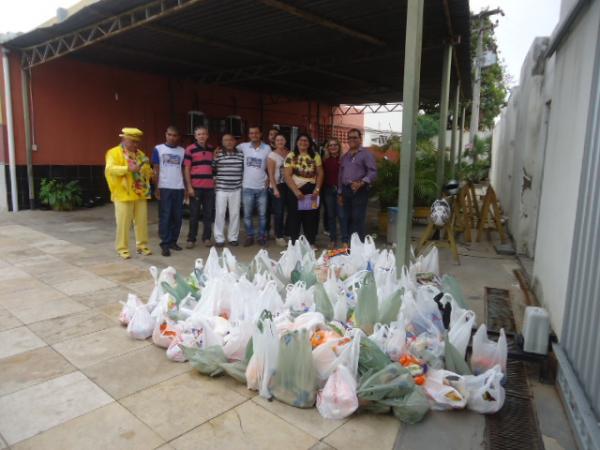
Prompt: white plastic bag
<box><xmin>464</xmin><ymin>365</ymin><xmax>505</xmax><ymax>414</ymax></box>
<box><xmin>312</xmin><ymin>328</ymin><xmax>362</xmax><ymax>383</ymax></box>
<box><xmin>119</xmin><ymin>293</ymin><xmax>143</xmax><ymax>326</ymax></box>
<box><xmin>246</xmin><ymin>316</ymin><xmax>279</xmax><ymax>398</ymax></box>
<box><xmin>316</xmin><ymin>365</ymin><xmax>359</xmax><ymax>420</ymax></box>
<box><xmin>448</xmin><ymin>309</ymin><xmax>476</xmax><ymax>359</ymax></box>
<box><xmin>423</xmin><ymin>369</ymin><xmax>467</xmax><ymax>410</ymax></box>
<box><xmin>166</xmin><ymin>332</ymin><xmax>198</xmax><ymax>363</ymax></box>
<box><xmin>471</xmin><ymin>324</ymin><xmax>507</xmax><ymax>375</ymax></box>
<box><xmin>146</xmin><ymin>266</ymin><xmax>160</xmax><ymax>312</ymax></box>
<box><xmin>151</xmin><ymin>315</ymin><xmax>179</xmax><ymax>348</ymax></box>
<box><xmin>127</xmin><ymin>304</ymin><xmax>155</xmax><ymax>340</ymax></box>
<box><xmin>223</xmin><ymin>320</ymin><xmax>254</xmax><ymax>361</ymax></box>
<box><xmin>385</xmin><ymin>319</ymin><xmax>406</xmax><ymax>361</ymax></box>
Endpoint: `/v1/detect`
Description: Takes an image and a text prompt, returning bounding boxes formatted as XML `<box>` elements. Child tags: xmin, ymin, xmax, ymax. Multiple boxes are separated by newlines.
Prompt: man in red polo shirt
<box><xmin>184</xmin><ymin>126</ymin><xmax>214</xmax><ymax>248</ymax></box>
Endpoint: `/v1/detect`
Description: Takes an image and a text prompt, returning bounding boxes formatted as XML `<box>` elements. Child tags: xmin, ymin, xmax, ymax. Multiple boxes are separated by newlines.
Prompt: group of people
<box><xmin>104</xmin><ymin>125</ymin><xmax>377</xmax><ymax>259</ymax></box>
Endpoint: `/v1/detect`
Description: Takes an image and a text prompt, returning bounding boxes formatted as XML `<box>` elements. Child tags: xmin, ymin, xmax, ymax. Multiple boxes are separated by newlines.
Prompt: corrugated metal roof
<box><xmin>3</xmin><ymin>0</ymin><xmax>472</xmax><ymax>104</ymax></box>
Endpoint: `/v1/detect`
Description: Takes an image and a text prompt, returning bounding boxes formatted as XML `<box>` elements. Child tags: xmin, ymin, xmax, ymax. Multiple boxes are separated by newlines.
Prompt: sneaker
<box><xmin>161</xmin><ymin>245</ymin><xmax>171</xmax><ymax>257</ymax></box>
<box><xmin>244</xmin><ymin>237</ymin><xmax>254</xmax><ymax>247</ymax></box>
<box><xmin>170</xmin><ymin>243</ymin><xmax>182</xmax><ymax>251</ymax></box>
<box><xmin>186</xmin><ymin>241</ymin><xmax>195</xmax><ymax>249</ymax></box>
<box><xmin>258</xmin><ymin>237</ymin><xmax>267</xmax><ymax>247</ymax></box>
<box><xmin>276</xmin><ymin>237</ymin><xmax>287</xmax><ymax>247</ymax></box>
<box><xmin>215</xmin><ymin>242</ymin><xmax>225</xmax><ymax>248</ymax></box>
<box><xmin>229</xmin><ymin>240</ymin><xmax>239</xmax><ymax>247</ymax></box>
<box><xmin>203</xmin><ymin>239</ymin><xmax>212</xmax><ymax>248</ymax></box>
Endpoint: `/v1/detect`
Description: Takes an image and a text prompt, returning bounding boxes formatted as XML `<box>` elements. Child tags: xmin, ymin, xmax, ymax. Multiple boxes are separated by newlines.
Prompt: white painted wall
<box><xmin>532</xmin><ymin>1</ymin><xmax>600</xmax><ymax>335</ymax></box>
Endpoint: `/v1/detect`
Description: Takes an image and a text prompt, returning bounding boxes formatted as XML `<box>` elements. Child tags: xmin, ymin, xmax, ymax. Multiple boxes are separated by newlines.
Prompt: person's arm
<box><xmin>315</xmin><ymin>165</ymin><xmax>324</xmax><ymax>193</ymax></box>
<box><xmin>284</xmin><ymin>166</ymin><xmax>303</xmax><ymax>199</ymax></box>
<box><xmin>105</xmin><ymin>150</ymin><xmax>129</xmax><ymax>176</ymax></box>
<box><xmin>267</xmin><ymin>157</ymin><xmax>279</xmax><ymax>196</ymax></box>
<box><xmin>183</xmin><ymin>148</ymin><xmax>195</xmax><ymax>197</ymax></box>
<box><xmin>362</xmin><ymin>151</ymin><xmax>377</xmax><ymax>185</ymax></box>
<box><xmin>151</xmin><ymin>148</ymin><xmax>160</xmax><ymax>198</ymax></box>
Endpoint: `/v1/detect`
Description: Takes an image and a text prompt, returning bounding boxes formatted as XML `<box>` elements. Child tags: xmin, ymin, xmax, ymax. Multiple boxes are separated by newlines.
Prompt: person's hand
<box><xmin>295</xmin><ymin>190</ymin><xmax>305</xmax><ymax>200</ymax></box>
<box><xmin>155</xmin><ymin>189</ymin><xmax>160</xmax><ymax>200</ymax></box>
<box><xmin>274</xmin><ymin>188</ymin><xmax>280</xmax><ymax>199</ymax></box>
<box><xmin>128</xmin><ymin>160</ymin><xmax>140</xmax><ymax>173</ymax></box>
<box><xmin>215</xmin><ymin>147</ymin><xmax>224</xmax><ymax>157</ymax></box>
<box><xmin>338</xmin><ymin>195</ymin><xmax>344</xmax><ymax>207</ymax></box>
<box><xmin>351</xmin><ymin>180</ymin><xmax>363</xmax><ymax>192</ymax></box>
<box><xmin>187</xmin><ymin>187</ymin><xmax>195</xmax><ymax>198</ymax></box>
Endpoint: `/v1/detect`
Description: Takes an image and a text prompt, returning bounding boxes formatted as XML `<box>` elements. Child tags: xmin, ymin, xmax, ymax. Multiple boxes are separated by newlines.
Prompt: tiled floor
<box><xmin>0</xmin><ymin>205</ymin><xmax>576</xmax><ymax>449</ymax></box>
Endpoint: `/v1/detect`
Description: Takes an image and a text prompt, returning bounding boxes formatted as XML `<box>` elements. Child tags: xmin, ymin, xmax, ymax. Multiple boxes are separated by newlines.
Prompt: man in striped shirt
<box><xmin>184</xmin><ymin>126</ymin><xmax>214</xmax><ymax>248</ymax></box>
<box><xmin>212</xmin><ymin>134</ymin><xmax>244</xmax><ymax>247</ymax></box>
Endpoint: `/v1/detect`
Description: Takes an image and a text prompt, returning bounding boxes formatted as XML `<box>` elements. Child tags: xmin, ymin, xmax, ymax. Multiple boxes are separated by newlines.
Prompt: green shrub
<box><xmin>39</xmin><ymin>178</ymin><xmax>82</xmax><ymax>211</ymax></box>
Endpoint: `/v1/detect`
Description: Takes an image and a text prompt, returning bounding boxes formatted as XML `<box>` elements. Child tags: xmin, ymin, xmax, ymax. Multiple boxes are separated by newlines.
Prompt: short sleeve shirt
<box><xmin>184</xmin><ymin>143</ymin><xmax>214</xmax><ymax>189</ymax></box>
<box><xmin>284</xmin><ymin>152</ymin><xmax>322</xmax><ymax>185</ymax></box>
<box><xmin>152</xmin><ymin>144</ymin><xmax>185</xmax><ymax>189</ymax></box>
<box><xmin>268</xmin><ymin>151</ymin><xmax>286</xmax><ymax>185</ymax></box>
<box><xmin>237</xmin><ymin>142</ymin><xmax>271</xmax><ymax>189</ymax></box>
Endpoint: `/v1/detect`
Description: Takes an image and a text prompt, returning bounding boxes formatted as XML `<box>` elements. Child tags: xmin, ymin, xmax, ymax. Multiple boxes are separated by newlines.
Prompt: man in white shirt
<box><xmin>237</xmin><ymin>125</ymin><xmax>271</xmax><ymax>246</ymax></box>
<box><xmin>152</xmin><ymin>126</ymin><xmax>186</xmax><ymax>257</ymax></box>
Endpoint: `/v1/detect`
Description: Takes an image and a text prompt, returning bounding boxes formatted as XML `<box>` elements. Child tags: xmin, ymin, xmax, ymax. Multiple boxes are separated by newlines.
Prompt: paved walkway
<box><xmin>0</xmin><ymin>204</ymin><xmax>575</xmax><ymax>449</ymax></box>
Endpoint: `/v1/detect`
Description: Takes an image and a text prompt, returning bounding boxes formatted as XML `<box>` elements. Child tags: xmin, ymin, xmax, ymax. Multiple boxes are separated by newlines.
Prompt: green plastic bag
<box><xmin>444</xmin><ymin>335</ymin><xmax>472</xmax><ymax>376</ymax></box>
<box><xmin>220</xmin><ymin>338</ymin><xmax>254</xmax><ymax>384</ymax></box>
<box><xmin>358</xmin><ymin>336</ymin><xmax>391</xmax><ymax>379</ymax></box>
<box><xmin>183</xmin><ymin>345</ymin><xmax>227</xmax><ymax>377</ymax></box>
<box><xmin>314</xmin><ymin>283</ymin><xmax>334</xmax><ymax>321</ymax></box>
<box><xmin>271</xmin><ymin>329</ymin><xmax>317</xmax><ymax>408</ymax></box>
<box><xmin>378</xmin><ymin>288</ymin><xmax>403</xmax><ymax>325</ymax></box>
<box><xmin>357</xmin><ymin>363</ymin><xmax>415</xmax><ymax>413</ymax></box>
<box><xmin>383</xmin><ymin>386</ymin><xmax>430</xmax><ymax>424</ymax></box>
<box><xmin>356</xmin><ymin>271</ymin><xmax>379</xmax><ymax>333</ymax></box>
<box><xmin>442</xmin><ymin>274</ymin><xmax>467</xmax><ymax>309</ymax></box>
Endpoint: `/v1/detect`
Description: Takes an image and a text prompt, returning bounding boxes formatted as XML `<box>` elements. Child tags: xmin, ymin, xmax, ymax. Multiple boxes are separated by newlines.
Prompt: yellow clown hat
<box><xmin>119</xmin><ymin>127</ymin><xmax>144</xmax><ymax>141</ymax></box>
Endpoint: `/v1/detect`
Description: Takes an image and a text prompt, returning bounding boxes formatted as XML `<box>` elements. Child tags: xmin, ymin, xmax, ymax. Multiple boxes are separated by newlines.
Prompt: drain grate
<box><xmin>504</xmin><ymin>359</ymin><xmax>530</xmax><ymax>399</ymax></box>
<box><xmin>484</xmin><ymin>287</ymin><xmax>516</xmax><ymax>333</ymax></box>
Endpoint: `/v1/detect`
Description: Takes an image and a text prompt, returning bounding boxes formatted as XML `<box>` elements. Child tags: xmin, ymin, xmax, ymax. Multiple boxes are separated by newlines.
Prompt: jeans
<box><xmin>341</xmin><ymin>184</ymin><xmax>369</xmax><ymax>243</ymax></box>
<box><xmin>188</xmin><ymin>188</ymin><xmax>215</xmax><ymax>242</ymax></box>
<box><xmin>323</xmin><ymin>185</ymin><xmax>345</xmax><ymax>243</ymax></box>
<box><xmin>214</xmin><ymin>189</ymin><xmax>241</xmax><ymax>243</ymax></box>
<box><xmin>269</xmin><ymin>183</ymin><xmax>287</xmax><ymax>238</ymax></box>
<box><xmin>286</xmin><ymin>183</ymin><xmax>319</xmax><ymax>245</ymax></box>
<box><xmin>158</xmin><ymin>188</ymin><xmax>184</xmax><ymax>247</ymax></box>
<box><xmin>242</xmin><ymin>188</ymin><xmax>268</xmax><ymax>238</ymax></box>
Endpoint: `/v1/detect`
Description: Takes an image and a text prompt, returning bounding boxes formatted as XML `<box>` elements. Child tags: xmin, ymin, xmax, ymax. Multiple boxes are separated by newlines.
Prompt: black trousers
<box><xmin>187</xmin><ymin>188</ymin><xmax>214</xmax><ymax>242</ymax></box>
<box><xmin>285</xmin><ymin>183</ymin><xmax>319</xmax><ymax>245</ymax></box>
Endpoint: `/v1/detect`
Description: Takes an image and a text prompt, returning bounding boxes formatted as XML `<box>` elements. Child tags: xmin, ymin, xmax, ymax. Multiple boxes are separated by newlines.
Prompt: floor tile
<box><xmin>324</xmin><ymin>413</ymin><xmax>400</xmax><ymax>450</ymax></box>
<box><xmin>36</xmin><ymin>267</ymin><xmax>95</xmax><ymax>285</ymax></box>
<box><xmin>0</xmin><ymin>371</ymin><xmax>113</xmax><ymax>445</ymax></box>
<box><xmin>252</xmin><ymin>396</ymin><xmax>347</xmax><ymax>440</ymax></box>
<box><xmin>11</xmin><ymin>402</ymin><xmax>164</xmax><ymax>450</ymax></box>
<box><xmin>0</xmin><ymin>278</ymin><xmax>48</xmax><ymax>294</ymax></box>
<box><xmin>0</xmin><ymin>346</ymin><xmax>74</xmax><ymax>396</ymax></box>
<box><xmin>12</xmin><ymin>254</ymin><xmax>63</xmax><ymax>269</ymax></box>
<box><xmin>71</xmin><ymin>286</ymin><xmax>131</xmax><ymax>309</ymax></box>
<box><xmin>1</xmin><ymin>292</ymin><xmax>88</xmax><ymax>325</ymax></box>
<box><xmin>28</xmin><ymin>309</ymin><xmax>116</xmax><ymax>345</ymax></box>
<box><xmin>169</xmin><ymin>401</ymin><xmax>317</xmax><ymax>450</ymax></box>
<box><xmin>0</xmin><ymin>326</ymin><xmax>46</xmax><ymax>359</ymax></box>
<box><xmin>53</xmin><ymin>276</ymin><xmax>117</xmax><ymax>296</ymax></box>
<box><xmin>121</xmin><ymin>372</ymin><xmax>247</xmax><ymax>441</ymax></box>
<box><xmin>126</xmin><ymin>280</ymin><xmax>155</xmax><ymax>299</ymax></box>
<box><xmin>52</xmin><ymin>326</ymin><xmax>149</xmax><ymax>368</ymax></box>
<box><xmin>0</xmin><ymin>306</ymin><xmax>21</xmax><ymax>331</ymax></box>
<box><xmin>83</xmin><ymin>345</ymin><xmax>190</xmax><ymax>399</ymax></box>
<box><xmin>97</xmin><ymin>302</ymin><xmax>125</xmax><ymax>322</ymax></box>
<box><xmin>0</xmin><ymin>285</ymin><xmax>65</xmax><ymax>307</ymax></box>
<box><xmin>0</xmin><ymin>266</ymin><xmax>33</xmax><ymax>282</ymax></box>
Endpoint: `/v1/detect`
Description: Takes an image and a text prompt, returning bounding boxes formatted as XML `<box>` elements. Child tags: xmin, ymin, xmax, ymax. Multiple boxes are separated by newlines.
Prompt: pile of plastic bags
<box><xmin>119</xmin><ymin>234</ymin><xmax>508</xmax><ymax>423</ymax></box>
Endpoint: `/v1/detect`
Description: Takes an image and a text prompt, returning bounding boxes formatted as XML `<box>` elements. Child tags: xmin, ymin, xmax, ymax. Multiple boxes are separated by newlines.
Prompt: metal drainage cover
<box><xmin>484</xmin><ymin>287</ymin><xmax>516</xmax><ymax>333</ymax></box>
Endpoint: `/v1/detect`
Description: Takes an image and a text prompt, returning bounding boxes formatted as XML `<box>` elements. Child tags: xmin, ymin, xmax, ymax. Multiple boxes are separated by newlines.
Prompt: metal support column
<box><xmin>449</xmin><ymin>84</ymin><xmax>460</xmax><ymax>179</ymax></box>
<box><xmin>437</xmin><ymin>44</ymin><xmax>452</xmax><ymax>192</ymax></box>
<box><xmin>2</xmin><ymin>49</ymin><xmax>18</xmax><ymax>212</ymax></box>
<box><xmin>395</xmin><ymin>0</ymin><xmax>424</xmax><ymax>269</ymax></box>
<box><xmin>457</xmin><ymin>105</ymin><xmax>466</xmax><ymax>172</ymax></box>
<box><xmin>21</xmin><ymin>68</ymin><xmax>34</xmax><ymax>210</ymax></box>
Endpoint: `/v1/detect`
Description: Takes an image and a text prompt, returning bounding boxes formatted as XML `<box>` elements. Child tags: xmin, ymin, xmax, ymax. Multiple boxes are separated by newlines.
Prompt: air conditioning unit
<box><xmin>225</xmin><ymin>115</ymin><xmax>244</xmax><ymax>138</ymax></box>
<box><xmin>188</xmin><ymin>111</ymin><xmax>207</xmax><ymax>134</ymax></box>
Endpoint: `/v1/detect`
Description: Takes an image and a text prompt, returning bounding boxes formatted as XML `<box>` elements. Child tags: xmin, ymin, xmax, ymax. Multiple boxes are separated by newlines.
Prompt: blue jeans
<box><xmin>158</xmin><ymin>188</ymin><xmax>184</xmax><ymax>247</ymax></box>
<box><xmin>341</xmin><ymin>184</ymin><xmax>369</xmax><ymax>243</ymax></box>
<box><xmin>269</xmin><ymin>183</ymin><xmax>287</xmax><ymax>238</ymax></box>
<box><xmin>242</xmin><ymin>188</ymin><xmax>268</xmax><ymax>238</ymax></box>
<box><xmin>323</xmin><ymin>185</ymin><xmax>345</xmax><ymax>243</ymax></box>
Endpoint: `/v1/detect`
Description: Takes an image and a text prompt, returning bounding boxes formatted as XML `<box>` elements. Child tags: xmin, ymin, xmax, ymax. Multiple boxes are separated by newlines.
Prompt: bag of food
<box><xmin>183</xmin><ymin>345</ymin><xmax>227</xmax><ymax>377</ymax></box>
<box><xmin>126</xmin><ymin>304</ymin><xmax>154</xmax><ymax>340</ymax></box>
<box><xmin>378</xmin><ymin>289</ymin><xmax>403</xmax><ymax>325</ymax></box>
<box><xmin>119</xmin><ymin>293</ymin><xmax>143</xmax><ymax>326</ymax></box>
<box><xmin>448</xmin><ymin>309</ymin><xmax>475</xmax><ymax>360</ymax></box>
<box><xmin>355</xmin><ymin>271</ymin><xmax>379</xmax><ymax>334</ymax></box>
<box><xmin>358</xmin><ymin>334</ymin><xmax>391</xmax><ymax>379</ymax></box>
<box><xmin>166</xmin><ymin>332</ymin><xmax>198</xmax><ymax>363</ymax></box>
<box><xmin>423</xmin><ymin>369</ymin><xmax>467</xmax><ymax>410</ymax></box>
<box><xmin>464</xmin><ymin>365</ymin><xmax>505</xmax><ymax>414</ymax></box>
<box><xmin>246</xmin><ymin>312</ymin><xmax>279</xmax><ymax>399</ymax></box>
<box><xmin>471</xmin><ymin>324</ymin><xmax>507</xmax><ymax>375</ymax></box>
<box><xmin>383</xmin><ymin>386</ymin><xmax>430</xmax><ymax>424</ymax></box>
<box><xmin>357</xmin><ymin>363</ymin><xmax>415</xmax><ymax>414</ymax></box>
<box><xmin>271</xmin><ymin>329</ymin><xmax>318</xmax><ymax>408</ymax></box>
<box><xmin>316</xmin><ymin>365</ymin><xmax>358</xmax><ymax>420</ymax></box>
<box><xmin>314</xmin><ymin>283</ymin><xmax>334</xmax><ymax>321</ymax></box>
<box><xmin>152</xmin><ymin>316</ymin><xmax>179</xmax><ymax>348</ymax></box>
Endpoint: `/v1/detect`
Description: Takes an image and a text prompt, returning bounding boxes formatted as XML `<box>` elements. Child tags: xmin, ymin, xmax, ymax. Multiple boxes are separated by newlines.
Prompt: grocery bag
<box><xmin>127</xmin><ymin>304</ymin><xmax>154</xmax><ymax>340</ymax></box>
<box><xmin>444</xmin><ymin>335</ymin><xmax>472</xmax><ymax>376</ymax></box>
<box><xmin>166</xmin><ymin>332</ymin><xmax>198</xmax><ymax>363</ymax></box>
<box><xmin>223</xmin><ymin>320</ymin><xmax>254</xmax><ymax>361</ymax></box>
<box><xmin>184</xmin><ymin>345</ymin><xmax>227</xmax><ymax>377</ymax></box>
<box><xmin>358</xmin><ymin>335</ymin><xmax>392</xmax><ymax>379</ymax></box>
<box><xmin>448</xmin><ymin>309</ymin><xmax>476</xmax><ymax>359</ymax></box>
<box><xmin>464</xmin><ymin>365</ymin><xmax>505</xmax><ymax>414</ymax></box>
<box><xmin>119</xmin><ymin>293</ymin><xmax>143</xmax><ymax>326</ymax></box>
<box><xmin>271</xmin><ymin>329</ymin><xmax>318</xmax><ymax>408</ymax></box>
<box><xmin>423</xmin><ymin>369</ymin><xmax>467</xmax><ymax>410</ymax></box>
<box><xmin>316</xmin><ymin>365</ymin><xmax>358</xmax><ymax>419</ymax></box>
<box><xmin>314</xmin><ymin>283</ymin><xmax>334</xmax><ymax>321</ymax></box>
<box><xmin>383</xmin><ymin>386</ymin><xmax>430</xmax><ymax>424</ymax></box>
<box><xmin>357</xmin><ymin>363</ymin><xmax>415</xmax><ymax>414</ymax></box>
<box><xmin>378</xmin><ymin>289</ymin><xmax>403</xmax><ymax>325</ymax></box>
<box><xmin>355</xmin><ymin>271</ymin><xmax>379</xmax><ymax>334</ymax></box>
<box><xmin>152</xmin><ymin>316</ymin><xmax>179</xmax><ymax>348</ymax></box>
<box><xmin>471</xmin><ymin>324</ymin><xmax>507</xmax><ymax>375</ymax></box>
<box><xmin>246</xmin><ymin>312</ymin><xmax>279</xmax><ymax>398</ymax></box>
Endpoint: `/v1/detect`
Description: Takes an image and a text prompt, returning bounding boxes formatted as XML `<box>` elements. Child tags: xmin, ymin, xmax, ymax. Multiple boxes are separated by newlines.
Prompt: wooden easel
<box><xmin>476</xmin><ymin>185</ymin><xmax>507</xmax><ymax>243</ymax></box>
<box><xmin>452</xmin><ymin>185</ymin><xmax>477</xmax><ymax>243</ymax></box>
<box><xmin>417</xmin><ymin>209</ymin><xmax>460</xmax><ymax>264</ymax></box>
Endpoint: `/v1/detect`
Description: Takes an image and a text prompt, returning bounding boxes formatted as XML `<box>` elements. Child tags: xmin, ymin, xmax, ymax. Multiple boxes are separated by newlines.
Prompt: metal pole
<box><xmin>449</xmin><ymin>84</ymin><xmax>460</xmax><ymax>179</ymax></box>
<box><xmin>436</xmin><ymin>44</ymin><xmax>452</xmax><ymax>192</ymax></box>
<box><xmin>395</xmin><ymin>0</ymin><xmax>424</xmax><ymax>270</ymax></box>
<box><xmin>469</xmin><ymin>28</ymin><xmax>484</xmax><ymax>157</ymax></box>
<box><xmin>2</xmin><ymin>49</ymin><xmax>18</xmax><ymax>212</ymax></box>
<box><xmin>457</xmin><ymin>105</ymin><xmax>466</xmax><ymax>173</ymax></box>
<box><xmin>21</xmin><ymin>67</ymin><xmax>34</xmax><ymax>210</ymax></box>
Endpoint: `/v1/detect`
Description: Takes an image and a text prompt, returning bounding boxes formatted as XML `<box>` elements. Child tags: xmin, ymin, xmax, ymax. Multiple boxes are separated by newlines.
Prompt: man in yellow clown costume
<box><xmin>105</xmin><ymin>128</ymin><xmax>154</xmax><ymax>259</ymax></box>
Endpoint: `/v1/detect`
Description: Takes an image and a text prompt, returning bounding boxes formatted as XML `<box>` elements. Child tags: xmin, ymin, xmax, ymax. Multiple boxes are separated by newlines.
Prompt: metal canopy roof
<box><xmin>4</xmin><ymin>0</ymin><xmax>472</xmax><ymax>105</ymax></box>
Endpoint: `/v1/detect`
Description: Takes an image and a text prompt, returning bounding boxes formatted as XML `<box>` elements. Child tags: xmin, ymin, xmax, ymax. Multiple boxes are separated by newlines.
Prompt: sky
<box><xmin>0</xmin><ymin>0</ymin><xmax>82</xmax><ymax>35</ymax></box>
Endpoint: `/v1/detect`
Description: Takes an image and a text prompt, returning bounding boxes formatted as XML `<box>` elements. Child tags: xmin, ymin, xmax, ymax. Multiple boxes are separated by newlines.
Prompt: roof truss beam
<box><xmin>332</xmin><ymin>103</ymin><xmax>403</xmax><ymax>115</ymax></box>
<box><xmin>20</xmin><ymin>0</ymin><xmax>206</xmax><ymax>68</ymax></box>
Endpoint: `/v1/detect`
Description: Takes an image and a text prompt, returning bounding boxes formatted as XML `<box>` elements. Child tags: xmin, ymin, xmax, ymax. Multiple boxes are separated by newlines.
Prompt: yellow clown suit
<box><xmin>105</xmin><ymin>128</ymin><xmax>154</xmax><ymax>259</ymax></box>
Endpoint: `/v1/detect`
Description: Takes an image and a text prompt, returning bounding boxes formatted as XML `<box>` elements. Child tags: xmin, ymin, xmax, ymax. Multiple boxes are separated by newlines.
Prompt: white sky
<box><xmin>0</xmin><ymin>0</ymin><xmax>82</xmax><ymax>35</ymax></box>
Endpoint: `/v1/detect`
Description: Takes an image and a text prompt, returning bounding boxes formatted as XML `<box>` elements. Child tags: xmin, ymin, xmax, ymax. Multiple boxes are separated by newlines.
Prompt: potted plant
<box><xmin>39</xmin><ymin>178</ymin><xmax>83</xmax><ymax>211</ymax></box>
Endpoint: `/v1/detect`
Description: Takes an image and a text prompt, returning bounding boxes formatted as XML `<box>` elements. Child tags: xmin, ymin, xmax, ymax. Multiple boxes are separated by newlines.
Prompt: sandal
<box><xmin>118</xmin><ymin>250</ymin><xmax>131</xmax><ymax>260</ymax></box>
<box><xmin>136</xmin><ymin>247</ymin><xmax>152</xmax><ymax>256</ymax></box>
